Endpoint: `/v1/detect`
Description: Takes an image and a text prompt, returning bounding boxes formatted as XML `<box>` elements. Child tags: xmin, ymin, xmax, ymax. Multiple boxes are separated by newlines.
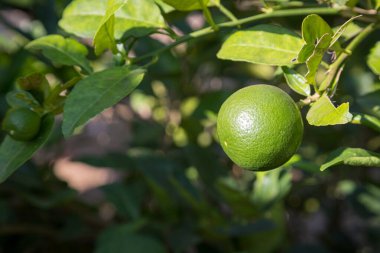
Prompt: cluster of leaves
<box><xmin>0</xmin><ymin>0</ymin><xmax>379</xmax><ymax>252</ymax></box>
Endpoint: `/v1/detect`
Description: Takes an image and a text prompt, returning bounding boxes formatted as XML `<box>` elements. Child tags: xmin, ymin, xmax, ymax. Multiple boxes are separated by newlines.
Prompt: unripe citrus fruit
<box><xmin>217</xmin><ymin>85</ymin><xmax>303</xmax><ymax>171</ymax></box>
<box><xmin>2</xmin><ymin>107</ymin><xmax>41</xmax><ymax>141</ymax></box>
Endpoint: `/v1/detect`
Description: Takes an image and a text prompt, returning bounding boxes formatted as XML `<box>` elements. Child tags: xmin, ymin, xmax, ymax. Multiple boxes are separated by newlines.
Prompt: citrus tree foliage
<box><xmin>0</xmin><ymin>0</ymin><xmax>379</xmax><ymax>252</ymax></box>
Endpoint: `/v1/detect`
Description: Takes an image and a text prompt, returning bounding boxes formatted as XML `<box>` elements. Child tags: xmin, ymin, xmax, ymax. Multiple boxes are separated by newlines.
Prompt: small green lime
<box><xmin>2</xmin><ymin>107</ymin><xmax>41</xmax><ymax>141</ymax></box>
<box><xmin>217</xmin><ymin>84</ymin><xmax>303</xmax><ymax>171</ymax></box>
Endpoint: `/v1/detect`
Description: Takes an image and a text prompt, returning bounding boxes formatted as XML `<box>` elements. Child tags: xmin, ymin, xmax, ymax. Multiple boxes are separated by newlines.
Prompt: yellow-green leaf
<box><xmin>217</xmin><ymin>24</ymin><xmax>303</xmax><ymax>66</ymax></box>
<box><xmin>93</xmin><ymin>0</ymin><xmax>127</xmax><ymax>55</ymax></box>
<box><xmin>305</xmin><ymin>33</ymin><xmax>332</xmax><ymax>84</ymax></box>
<box><xmin>59</xmin><ymin>0</ymin><xmax>165</xmax><ymax>39</ymax></box>
<box><xmin>306</xmin><ymin>94</ymin><xmax>353</xmax><ymax>126</ymax></box>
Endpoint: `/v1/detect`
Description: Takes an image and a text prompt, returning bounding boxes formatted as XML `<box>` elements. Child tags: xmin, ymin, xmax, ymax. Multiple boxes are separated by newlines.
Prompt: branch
<box><xmin>131</xmin><ymin>7</ymin><xmax>342</xmax><ymax>64</ymax></box>
<box><xmin>351</xmin><ymin>113</ymin><xmax>380</xmax><ymax>133</ymax></box>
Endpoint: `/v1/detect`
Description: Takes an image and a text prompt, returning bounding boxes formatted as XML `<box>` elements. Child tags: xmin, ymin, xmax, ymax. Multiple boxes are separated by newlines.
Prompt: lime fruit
<box><xmin>2</xmin><ymin>107</ymin><xmax>41</xmax><ymax>141</ymax></box>
<box><xmin>217</xmin><ymin>84</ymin><xmax>303</xmax><ymax>171</ymax></box>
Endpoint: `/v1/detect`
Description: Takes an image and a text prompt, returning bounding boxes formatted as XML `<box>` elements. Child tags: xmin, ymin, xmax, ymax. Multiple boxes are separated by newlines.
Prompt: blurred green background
<box><xmin>0</xmin><ymin>0</ymin><xmax>379</xmax><ymax>252</ymax></box>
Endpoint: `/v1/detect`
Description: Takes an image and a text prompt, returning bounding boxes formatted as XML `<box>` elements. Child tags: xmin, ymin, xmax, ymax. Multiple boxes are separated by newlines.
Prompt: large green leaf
<box><xmin>95</xmin><ymin>224</ymin><xmax>166</xmax><ymax>253</ymax></box>
<box><xmin>0</xmin><ymin>114</ymin><xmax>55</xmax><ymax>183</ymax></box>
<box><xmin>59</xmin><ymin>0</ymin><xmax>166</xmax><ymax>39</ymax></box>
<box><xmin>321</xmin><ymin>147</ymin><xmax>380</xmax><ymax>171</ymax></box>
<box><xmin>162</xmin><ymin>0</ymin><xmax>219</xmax><ymax>11</ymax></box>
<box><xmin>306</xmin><ymin>94</ymin><xmax>353</xmax><ymax>126</ymax></box>
<box><xmin>62</xmin><ymin>67</ymin><xmax>145</xmax><ymax>138</ymax></box>
<box><xmin>93</xmin><ymin>0</ymin><xmax>126</xmax><ymax>55</ymax></box>
<box><xmin>26</xmin><ymin>35</ymin><xmax>92</xmax><ymax>74</ymax></box>
<box><xmin>281</xmin><ymin>66</ymin><xmax>310</xmax><ymax>96</ymax></box>
<box><xmin>367</xmin><ymin>42</ymin><xmax>380</xmax><ymax>75</ymax></box>
<box><xmin>217</xmin><ymin>24</ymin><xmax>303</xmax><ymax>66</ymax></box>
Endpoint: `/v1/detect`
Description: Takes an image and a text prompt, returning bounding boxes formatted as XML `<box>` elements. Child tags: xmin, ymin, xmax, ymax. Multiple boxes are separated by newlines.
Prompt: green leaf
<box><xmin>301</xmin><ymin>14</ymin><xmax>333</xmax><ymax>45</ymax></box>
<box><xmin>367</xmin><ymin>42</ymin><xmax>380</xmax><ymax>75</ymax></box>
<box><xmin>59</xmin><ymin>0</ymin><xmax>166</xmax><ymax>39</ymax></box>
<box><xmin>329</xmin><ymin>16</ymin><xmax>361</xmax><ymax>47</ymax></box>
<box><xmin>320</xmin><ymin>147</ymin><xmax>380</xmax><ymax>171</ymax></box>
<box><xmin>26</xmin><ymin>35</ymin><xmax>92</xmax><ymax>74</ymax></box>
<box><xmin>281</xmin><ymin>66</ymin><xmax>310</xmax><ymax>96</ymax></box>
<box><xmin>0</xmin><ymin>114</ymin><xmax>55</xmax><ymax>183</ymax></box>
<box><xmin>217</xmin><ymin>24</ymin><xmax>303</xmax><ymax>66</ymax></box>
<box><xmin>95</xmin><ymin>225</ymin><xmax>165</xmax><ymax>253</ymax></box>
<box><xmin>306</xmin><ymin>94</ymin><xmax>353</xmax><ymax>126</ymax></box>
<box><xmin>297</xmin><ymin>14</ymin><xmax>335</xmax><ymax>63</ymax></box>
<box><xmin>162</xmin><ymin>0</ymin><xmax>219</xmax><ymax>11</ymax></box>
<box><xmin>62</xmin><ymin>67</ymin><xmax>145</xmax><ymax>138</ymax></box>
<box><xmin>305</xmin><ymin>33</ymin><xmax>332</xmax><ymax>84</ymax></box>
<box><xmin>297</xmin><ymin>44</ymin><xmax>315</xmax><ymax>63</ymax></box>
<box><xmin>93</xmin><ymin>0</ymin><xmax>126</xmax><ymax>56</ymax></box>
<box><xmin>154</xmin><ymin>0</ymin><xmax>175</xmax><ymax>12</ymax></box>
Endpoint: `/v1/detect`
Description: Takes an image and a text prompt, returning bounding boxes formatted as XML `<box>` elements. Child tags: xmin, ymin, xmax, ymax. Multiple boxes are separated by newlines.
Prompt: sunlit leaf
<box><xmin>0</xmin><ymin>114</ymin><xmax>55</xmax><ymax>183</ymax></box>
<box><xmin>217</xmin><ymin>24</ymin><xmax>303</xmax><ymax>66</ymax></box>
<box><xmin>297</xmin><ymin>14</ymin><xmax>335</xmax><ymax>63</ymax></box>
<box><xmin>62</xmin><ymin>67</ymin><xmax>145</xmax><ymax>137</ymax></box>
<box><xmin>329</xmin><ymin>15</ymin><xmax>361</xmax><ymax>47</ymax></box>
<box><xmin>321</xmin><ymin>147</ymin><xmax>380</xmax><ymax>171</ymax></box>
<box><xmin>93</xmin><ymin>0</ymin><xmax>126</xmax><ymax>55</ymax></box>
<box><xmin>59</xmin><ymin>0</ymin><xmax>166</xmax><ymax>39</ymax></box>
<box><xmin>305</xmin><ymin>33</ymin><xmax>332</xmax><ymax>84</ymax></box>
<box><xmin>306</xmin><ymin>94</ymin><xmax>353</xmax><ymax>126</ymax></box>
<box><xmin>301</xmin><ymin>14</ymin><xmax>333</xmax><ymax>44</ymax></box>
<box><xmin>281</xmin><ymin>66</ymin><xmax>310</xmax><ymax>96</ymax></box>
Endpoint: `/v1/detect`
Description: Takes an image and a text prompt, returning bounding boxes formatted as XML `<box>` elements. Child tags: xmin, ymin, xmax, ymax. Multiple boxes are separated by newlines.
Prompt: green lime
<box><xmin>217</xmin><ymin>84</ymin><xmax>303</xmax><ymax>171</ymax></box>
<box><xmin>2</xmin><ymin>107</ymin><xmax>41</xmax><ymax>141</ymax></box>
